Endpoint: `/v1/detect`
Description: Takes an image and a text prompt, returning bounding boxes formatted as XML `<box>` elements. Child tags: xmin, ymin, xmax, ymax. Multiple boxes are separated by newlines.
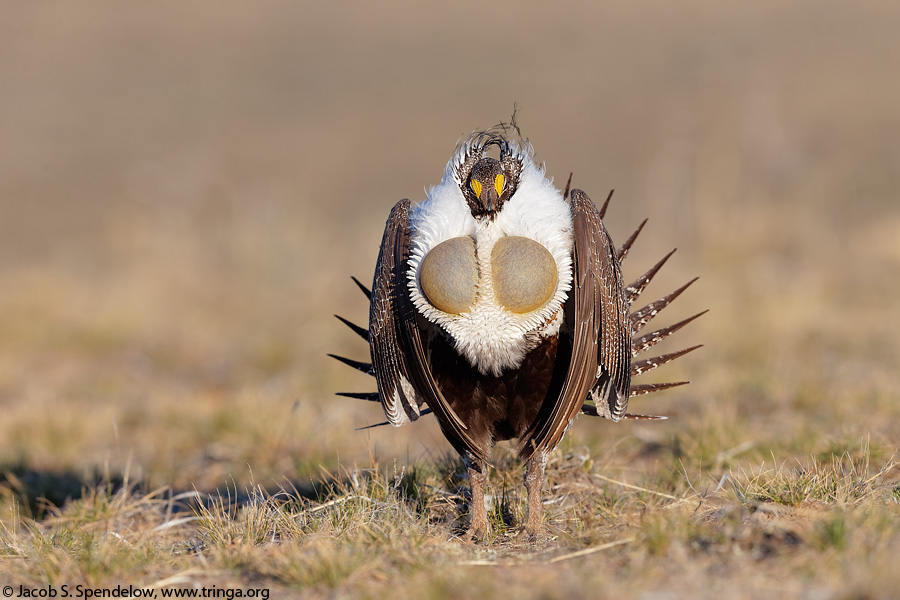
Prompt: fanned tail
<box><xmin>582</xmin><ymin>205</ymin><xmax>704</xmax><ymax>419</ymax></box>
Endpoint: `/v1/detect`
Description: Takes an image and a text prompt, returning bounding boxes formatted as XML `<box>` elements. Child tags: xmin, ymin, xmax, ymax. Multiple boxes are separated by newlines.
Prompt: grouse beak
<box><xmin>478</xmin><ymin>185</ymin><xmax>498</xmax><ymax>213</ymax></box>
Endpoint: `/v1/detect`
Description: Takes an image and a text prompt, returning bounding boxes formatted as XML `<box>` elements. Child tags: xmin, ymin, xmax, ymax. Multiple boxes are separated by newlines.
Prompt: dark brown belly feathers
<box><xmin>428</xmin><ymin>333</ymin><xmax>565</xmax><ymax>458</ymax></box>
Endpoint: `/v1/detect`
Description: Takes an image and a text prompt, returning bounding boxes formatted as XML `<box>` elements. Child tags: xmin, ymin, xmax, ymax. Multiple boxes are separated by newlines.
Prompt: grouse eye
<box><xmin>470</xmin><ymin>179</ymin><xmax>483</xmax><ymax>199</ymax></box>
<box><xmin>494</xmin><ymin>173</ymin><xmax>505</xmax><ymax>196</ymax></box>
<box><xmin>420</xmin><ymin>237</ymin><xmax>478</xmax><ymax>315</ymax></box>
<box><xmin>491</xmin><ymin>236</ymin><xmax>557</xmax><ymax>313</ymax></box>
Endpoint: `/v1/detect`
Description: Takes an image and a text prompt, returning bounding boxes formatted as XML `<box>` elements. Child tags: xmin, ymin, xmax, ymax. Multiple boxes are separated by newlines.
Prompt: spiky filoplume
<box><xmin>330</xmin><ymin>128</ymin><xmax>702</xmax><ymax>539</ymax></box>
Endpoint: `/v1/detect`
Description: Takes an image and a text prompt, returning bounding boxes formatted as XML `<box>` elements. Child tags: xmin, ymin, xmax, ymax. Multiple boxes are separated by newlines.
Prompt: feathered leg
<box><xmin>524</xmin><ymin>451</ymin><xmax>547</xmax><ymax>537</ymax></box>
<box><xmin>465</xmin><ymin>456</ymin><xmax>489</xmax><ymax>540</ymax></box>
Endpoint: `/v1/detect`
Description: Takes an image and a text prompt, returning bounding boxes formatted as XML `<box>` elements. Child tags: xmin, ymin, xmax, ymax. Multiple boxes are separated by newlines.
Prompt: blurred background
<box><xmin>1</xmin><ymin>1</ymin><xmax>898</xmax><ymax>495</ymax></box>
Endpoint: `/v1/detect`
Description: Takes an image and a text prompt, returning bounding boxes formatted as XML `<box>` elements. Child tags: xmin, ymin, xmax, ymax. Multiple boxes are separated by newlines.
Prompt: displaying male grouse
<box><xmin>331</xmin><ymin>125</ymin><xmax>703</xmax><ymax>538</ymax></box>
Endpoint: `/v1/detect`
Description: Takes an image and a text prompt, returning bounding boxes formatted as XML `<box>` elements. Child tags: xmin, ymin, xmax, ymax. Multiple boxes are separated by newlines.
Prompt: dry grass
<box><xmin>2</xmin><ymin>1</ymin><xmax>900</xmax><ymax>598</ymax></box>
<box><xmin>2</xmin><ymin>448</ymin><xmax>898</xmax><ymax>597</ymax></box>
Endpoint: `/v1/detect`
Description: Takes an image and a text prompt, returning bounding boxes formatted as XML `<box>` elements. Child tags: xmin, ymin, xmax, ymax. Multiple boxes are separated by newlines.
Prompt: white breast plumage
<box><xmin>407</xmin><ymin>155</ymin><xmax>573</xmax><ymax>376</ymax></box>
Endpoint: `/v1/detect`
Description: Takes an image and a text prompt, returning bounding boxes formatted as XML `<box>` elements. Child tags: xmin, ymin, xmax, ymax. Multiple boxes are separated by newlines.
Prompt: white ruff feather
<box><xmin>407</xmin><ymin>148</ymin><xmax>573</xmax><ymax>376</ymax></box>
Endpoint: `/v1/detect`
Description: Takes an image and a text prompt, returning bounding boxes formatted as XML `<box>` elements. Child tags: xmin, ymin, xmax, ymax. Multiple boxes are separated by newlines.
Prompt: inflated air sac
<box><xmin>491</xmin><ymin>236</ymin><xmax>557</xmax><ymax>313</ymax></box>
<box><xmin>420</xmin><ymin>236</ymin><xmax>478</xmax><ymax>314</ymax></box>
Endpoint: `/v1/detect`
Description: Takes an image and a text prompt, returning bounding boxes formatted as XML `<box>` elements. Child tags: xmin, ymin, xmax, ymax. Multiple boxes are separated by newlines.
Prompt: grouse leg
<box><xmin>465</xmin><ymin>456</ymin><xmax>488</xmax><ymax>540</ymax></box>
<box><xmin>524</xmin><ymin>451</ymin><xmax>548</xmax><ymax>536</ymax></box>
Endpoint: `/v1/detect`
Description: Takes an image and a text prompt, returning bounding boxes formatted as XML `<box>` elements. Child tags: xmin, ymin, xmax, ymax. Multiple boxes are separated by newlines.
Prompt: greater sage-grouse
<box><xmin>331</xmin><ymin>126</ymin><xmax>703</xmax><ymax>538</ymax></box>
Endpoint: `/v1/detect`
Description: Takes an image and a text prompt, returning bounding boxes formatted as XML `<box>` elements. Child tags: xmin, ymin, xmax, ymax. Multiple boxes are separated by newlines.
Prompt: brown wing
<box><xmin>369</xmin><ymin>200</ymin><xmax>487</xmax><ymax>462</ymax></box>
<box><xmin>576</xmin><ymin>189</ymin><xmax>632</xmax><ymax>421</ymax></box>
<box><xmin>519</xmin><ymin>189</ymin><xmax>631</xmax><ymax>457</ymax></box>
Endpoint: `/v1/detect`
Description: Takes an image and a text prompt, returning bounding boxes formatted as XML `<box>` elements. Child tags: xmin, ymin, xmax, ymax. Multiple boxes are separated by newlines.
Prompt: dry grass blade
<box><xmin>151</xmin><ymin>516</ymin><xmax>202</xmax><ymax>532</ymax></box>
<box><xmin>548</xmin><ymin>537</ymin><xmax>635</xmax><ymax>563</ymax></box>
<box><xmin>306</xmin><ymin>493</ymin><xmax>372</xmax><ymax>514</ymax></box>
<box><xmin>592</xmin><ymin>474</ymin><xmax>681</xmax><ymax>501</ymax></box>
<box><xmin>146</xmin><ymin>569</ymin><xmax>223</xmax><ymax>589</ymax></box>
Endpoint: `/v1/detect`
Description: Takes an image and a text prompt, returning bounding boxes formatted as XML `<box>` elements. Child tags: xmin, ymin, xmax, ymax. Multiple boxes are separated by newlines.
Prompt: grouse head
<box><xmin>453</xmin><ymin>135</ymin><xmax>524</xmax><ymax>221</ymax></box>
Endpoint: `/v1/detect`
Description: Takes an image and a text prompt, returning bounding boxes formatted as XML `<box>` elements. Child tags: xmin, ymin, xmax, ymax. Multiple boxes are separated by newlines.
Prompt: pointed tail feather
<box><xmin>631</xmin><ymin>277</ymin><xmax>699</xmax><ymax>333</ymax></box>
<box><xmin>580</xmin><ymin>403</ymin><xmax>602</xmax><ymax>417</ymax></box>
<box><xmin>336</xmin><ymin>391</ymin><xmax>379</xmax><ymax>402</ymax></box>
<box><xmin>631</xmin><ymin>344</ymin><xmax>704</xmax><ymax>375</ymax></box>
<box><xmin>327</xmin><ymin>354</ymin><xmax>374</xmax><ymax>376</ymax></box>
<box><xmin>629</xmin><ymin>381</ymin><xmax>690</xmax><ymax>397</ymax></box>
<box><xmin>581</xmin><ymin>403</ymin><xmax>668</xmax><ymax>420</ymax></box>
<box><xmin>356</xmin><ymin>421</ymin><xmax>391</xmax><ymax>430</ymax></box>
<box><xmin>617</xmin><ymin>218</ymin><xmax>648</xmax><ymax>262</ymax></box>
<box><xmin>598</xmin><ymin>189</ymin><xmax>614</xmax><ymax>220</ymax></box>
<box><xmin>351</xmin><ymin>276</ymin><xmax>372</xmax><ymax>300</ymax></box>
<box><xmin>335</xmin><ymin>315</ymin><xmax>369</xmax><ymax>342</ymax></box>
<box><xmin>625</xmin><ymin>249</ymin><xmax>677</xmax><ymax>307</ymax></box>
<box><xmin>355</xmin><ymin>408</ymin><xmax>433</xmax><ymax>431</ymax></box>
<box><xmin>632</xmin><ymin>311</ymin><xmax>707</xmax><ymax>356</ymax></box>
